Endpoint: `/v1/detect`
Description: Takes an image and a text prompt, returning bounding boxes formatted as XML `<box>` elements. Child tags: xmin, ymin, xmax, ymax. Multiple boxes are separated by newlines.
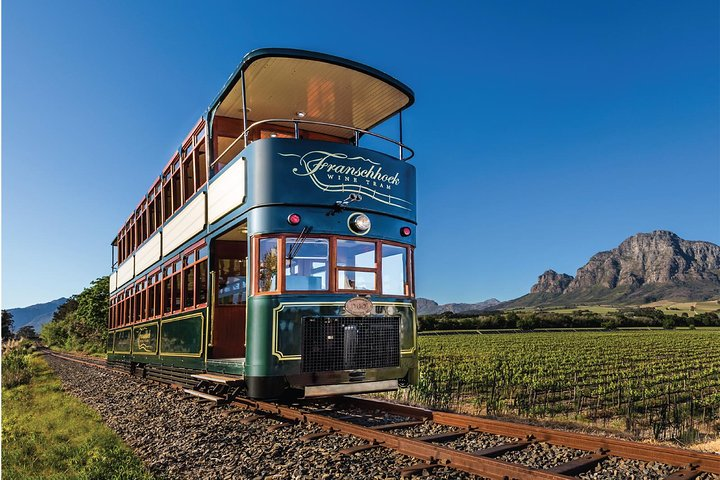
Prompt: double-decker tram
<box><xmin>107</xmin><ymin>49</ymin><xmax>417</xmax><ymax>399</ymax></box>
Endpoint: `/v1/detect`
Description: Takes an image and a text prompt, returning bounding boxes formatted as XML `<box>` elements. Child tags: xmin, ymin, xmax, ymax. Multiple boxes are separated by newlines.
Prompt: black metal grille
<box><xmin>301</xmin><ymin>316</ymin><xmax>400</xmax><ymax>373</ymax></box>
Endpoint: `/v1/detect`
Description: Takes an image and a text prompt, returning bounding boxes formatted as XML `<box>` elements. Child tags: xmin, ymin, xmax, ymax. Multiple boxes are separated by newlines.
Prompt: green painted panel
<box><xmin>106</xmin><ymin>333</ymin><xmax>114</xmax><ymax>353</ymax></box>
<box><xmin>133</xmin><ymin>323</ymin><xmax>158</xmax><ymax>355</ymax></box>
<box><xmin>114</xmin><ymin>329</ymin><xmax>132</xmax><ymax>353</ymax></box>
<box><xmin>160</xmin><ymin>315</ymin><xmax>203</xmax><ymax>356</ymax></box>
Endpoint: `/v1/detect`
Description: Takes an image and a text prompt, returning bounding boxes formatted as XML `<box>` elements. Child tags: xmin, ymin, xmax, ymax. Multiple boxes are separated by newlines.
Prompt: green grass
<box><xmin>1</xmin><ymin>355</ymin><xmax>155</xmax><ymax>480</ymax></box>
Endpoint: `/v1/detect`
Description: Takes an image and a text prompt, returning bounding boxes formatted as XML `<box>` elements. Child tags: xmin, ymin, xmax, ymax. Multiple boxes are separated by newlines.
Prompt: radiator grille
<box><xmin>302</xmin><ymin>316</ymin><xmax>400</xmax><ymax>373</ymax></box>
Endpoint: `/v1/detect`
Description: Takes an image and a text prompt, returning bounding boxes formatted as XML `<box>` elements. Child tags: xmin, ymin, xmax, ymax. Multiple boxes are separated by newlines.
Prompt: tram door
<box><xmin>210</xmin><ymin>224</ymin><xmax>247</xmax><ymax>358</ymax></box>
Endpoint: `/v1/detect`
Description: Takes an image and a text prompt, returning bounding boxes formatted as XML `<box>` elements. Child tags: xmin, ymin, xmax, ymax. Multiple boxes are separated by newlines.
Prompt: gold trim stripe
<box><xmin>159</xmin><ymin>312</ymin><xmax>205</xmax><ymax>358</ymax></box>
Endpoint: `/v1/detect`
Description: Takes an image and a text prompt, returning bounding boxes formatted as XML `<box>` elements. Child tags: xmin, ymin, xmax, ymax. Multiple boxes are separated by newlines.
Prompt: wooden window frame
<box><xmin>179</xmin><ymin>241</ymin><xmax>208</xmax><ymax>312</ymax></box>
<box><xmin>252</xmin><ymin>234</ymin><xmax>414</xmax><ymax>298</ymax></box>
<box><xmin>335</xmin><ymin>238</ymin><xmax>380</xmax><ymax>294</ymax></box>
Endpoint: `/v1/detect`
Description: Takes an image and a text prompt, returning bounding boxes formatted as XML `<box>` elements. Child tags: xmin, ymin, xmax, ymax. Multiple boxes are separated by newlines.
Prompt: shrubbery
<box><xmin>41</xmin><ymin>277</ymin><xmax>109</xmax><ymax>353</ymax></box>
<box><xmin>418</xmin><ymin>308</ymin><xmax>720</xmax><ymax>331</ymax></box>
<box><xmin>1</xmin><ymin>339</ymin><xmax>34</xmax><ymax>388</ymax></box>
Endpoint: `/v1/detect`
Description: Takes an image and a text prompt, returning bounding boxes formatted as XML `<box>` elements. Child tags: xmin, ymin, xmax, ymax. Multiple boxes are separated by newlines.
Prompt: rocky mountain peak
<box><xmin>530</xmin><ymin>270</ymin><xmax>574</xmax><ymax>294</ymax></box>
<box><xmin>508</xmin><ymin>231</ymin><xmax>720</xmax><ymax>307</ymax></box>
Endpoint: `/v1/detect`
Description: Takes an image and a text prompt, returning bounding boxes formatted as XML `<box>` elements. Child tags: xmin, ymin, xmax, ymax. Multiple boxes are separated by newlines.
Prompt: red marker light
<box><xmin>287</xmin><ymin>213</ymin><xmax>301</xmax><ymax>225</ymax></box>
<box><xmin>400</xmin><ymin>226</ymin><xmax>412</xmax><ymax>237</ymax></box>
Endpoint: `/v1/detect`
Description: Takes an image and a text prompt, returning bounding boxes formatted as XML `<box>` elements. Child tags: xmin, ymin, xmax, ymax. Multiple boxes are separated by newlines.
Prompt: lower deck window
<box><xmin>254</xmin><ymin>235</ymin><xmax>412</xmax><ymax>296</ymax></box>
<box><xmin>285</xmin><ymin>238</ymin><xmax>328</xmax><ymax>291</ymax></box>
<box><xmin>258</xmin><ymin>238</ymin><xmax>279</xmax><ymax>292</ymax></box>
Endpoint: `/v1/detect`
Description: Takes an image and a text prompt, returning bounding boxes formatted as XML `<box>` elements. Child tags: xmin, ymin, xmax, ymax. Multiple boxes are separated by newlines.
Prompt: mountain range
<box><xmin>416</xmin><ymin>298</ymin><xmax>501</xmax><ymax>316</ymax></box>
<box><xmin>419</xmin><ymin>231</ymin><xmax>720</xmax><ymax>313</ymax></box>
<box><xmin>6</xmin><ymin>297</ymin><xmax>68</xmax><ymax>331</ymax></box>
<box><xmin>505</xmin><ymin>230</ymin><xmax>720</xmax><ymax>308</ymax></box>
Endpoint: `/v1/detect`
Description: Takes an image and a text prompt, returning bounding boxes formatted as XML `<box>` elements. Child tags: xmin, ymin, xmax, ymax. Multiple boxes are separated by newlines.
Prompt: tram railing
<box><xmin>211</xmin><ymin>118</ymin><xmax>414</xmax><ymax>172</ymax></box>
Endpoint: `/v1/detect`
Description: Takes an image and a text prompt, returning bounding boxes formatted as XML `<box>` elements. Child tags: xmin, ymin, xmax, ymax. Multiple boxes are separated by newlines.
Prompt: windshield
<box><xmin>255</xmin><ymin>235</ymin><xmax>412</xmax><ymax>296</ymax></box>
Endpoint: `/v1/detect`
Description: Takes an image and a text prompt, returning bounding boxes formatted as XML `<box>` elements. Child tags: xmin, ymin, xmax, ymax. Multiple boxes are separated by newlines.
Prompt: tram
<box><xmin>107</xmin><ymin>48</ymin><xmax>418</xmax><ymax>399</ymax></box>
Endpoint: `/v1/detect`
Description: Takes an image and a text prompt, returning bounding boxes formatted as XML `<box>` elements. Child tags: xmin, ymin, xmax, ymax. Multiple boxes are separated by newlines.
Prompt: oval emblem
<box><xmin>344</xmin><ymin>296</ymin><xmax>373</xmax><ymax>316</ymax></box>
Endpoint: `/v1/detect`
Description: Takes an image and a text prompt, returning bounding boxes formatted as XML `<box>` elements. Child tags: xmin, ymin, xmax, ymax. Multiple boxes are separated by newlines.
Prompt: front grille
<box><xmin>302</xmin><ymin>316</ymin><xmax>400</xmax><ymax>373</ymax></box>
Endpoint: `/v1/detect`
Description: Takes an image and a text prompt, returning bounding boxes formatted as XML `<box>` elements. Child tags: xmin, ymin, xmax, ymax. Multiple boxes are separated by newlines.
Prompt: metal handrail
<box><xmin>211</xmin><ymin>118</ymin><xmax>414</xmax><ymax>170</ymax></box>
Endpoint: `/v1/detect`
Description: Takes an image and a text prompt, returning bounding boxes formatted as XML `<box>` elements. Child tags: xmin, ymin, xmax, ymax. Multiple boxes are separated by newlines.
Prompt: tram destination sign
<box><xmin>281</xmin><ymin>150</ymin><xmax>413</xmax><ymax>211</ymax></box>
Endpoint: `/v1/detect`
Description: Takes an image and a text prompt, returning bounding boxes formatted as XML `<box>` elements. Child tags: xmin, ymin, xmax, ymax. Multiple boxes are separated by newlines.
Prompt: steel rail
<box><xmin>45</xmin><ymin>352</ymin><xmax>720</xmax><ymax>479</ymax></box>
<box><xmin>341</xmin><ymin>397</ymin><xmax>720</xmax><ymax>474</ymax></box>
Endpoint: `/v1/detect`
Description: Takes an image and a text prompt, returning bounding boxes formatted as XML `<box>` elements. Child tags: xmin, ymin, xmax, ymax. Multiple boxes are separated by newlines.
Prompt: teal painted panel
<box><xmin>133</xmin><ymin>323</ymin><xmax>158</xmax><ymax>355</ymax></box>
<box><xmin>106</xmin><ymin>333</ymin><xmax>114</xmax><ymax>353</ymax></box>
<box><xmin>114</xmin><ymin>329</ymin><xmax>132</xmax><ymax>353</ymax></box>
<box><xmin>160</xmin><ymin>316</ymin><xmax>203</xmax><ymax>355</ymax></box>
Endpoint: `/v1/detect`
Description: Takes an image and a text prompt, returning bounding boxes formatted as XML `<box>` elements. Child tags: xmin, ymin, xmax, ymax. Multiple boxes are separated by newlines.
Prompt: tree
<box><xmin>2</xmin><ymin>310</ymin><xmax>14</xmax><ymax>339</ymax></box>
<box><xmin>40</xmin><ymin>277</ymin><xmax>109</xmax><ymax>352</ymax></box>
<box><xmin>16</xmin><ymin>325</ymin><xmax>38</xmax><ymax>339</ymax></box>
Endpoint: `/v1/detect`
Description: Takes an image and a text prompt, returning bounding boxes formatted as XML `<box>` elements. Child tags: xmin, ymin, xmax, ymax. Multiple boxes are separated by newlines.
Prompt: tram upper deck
<box><xmin>110</xmin><ymin>48</ymin><xmax>415</xmax><ymax>294</ymax></box>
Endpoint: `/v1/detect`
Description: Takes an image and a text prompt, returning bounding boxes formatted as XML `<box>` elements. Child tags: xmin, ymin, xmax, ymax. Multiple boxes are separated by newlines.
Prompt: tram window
<box><xmin>197</xmin><ymin>260</ymin><xmax>208</xmax><ymax>304</ymax></box>
<box><xmin>258</xmin><ymin>238</ymin><xmax>279</xmax><ymax>293</ymax></box>
<box><xmin>163</xmin><ymin>272</ymin><xmax>172</xmax><ymax>314</ymax></box>
<box><xmin>172</xmin><ymin>274</ymin><xmax>181</xmax><ymax>312</ymax></box>
<box><xmin>134</xmin><ymin>289</ymin><xmax>141</xmax><ymax>322</ymax></box>
<box><xmin>183</xmin><ymin>156</ymin><xmax>195</xmax><ymax>201</ymax></box>
<box><xmin>163</xmin><ymin>176</ymin><xmax>172</xmax><ymax>222</ymax></box>
<box><xmin>337</xmin><ymin>240</ymin><xmax>376</xmax><ymax>268</ymax></box>
<box><xmin>218</xmin><ymin>258</ymin><xmax>247</xmax><ymax>304</ymax></box>
<box><xmin>195</xmin><ymin>149</ymin><xmax>207</xmax><ymax>189</ymax></box>
<box><xmin>148</xmin><ymin>201</ymin><xmax>156</xmax><ymax>234</ymax></box>
<box><xmin>147</xmin><ymin>281</ymin><xmax>155</xmax><ymax>318</ymax></box>
<box><xmin>337</xmin><ymin>271</ymin><xmax>376</xmax><ymax>291</ymax></box>
<box><xmin>195</xmin><ymin>127</ymin><xmax>205</xmax><ymax>144</ymax></box>
<box><xmin>125</xmin><ymin>293</ymin><xmax>133</xmax><ymax>324</ymax></box>
<box><xmin>172</xmin><ymin>170</ymin><xmax>181</xmax><ymax>213</ymax></box>
<box><xmin>285</xmin><ymin>238</ymin><xmax>328</xmax><ymax>291</ymax></box>
<box><xmin>382</xmin><ymin>245</ymin><xmax>407</xmax><ymax>296</ymax></box>
<box><xmin>184</xmin><ymin>267</ymin><xmax>195</xmax><ymax>308</ymax></box>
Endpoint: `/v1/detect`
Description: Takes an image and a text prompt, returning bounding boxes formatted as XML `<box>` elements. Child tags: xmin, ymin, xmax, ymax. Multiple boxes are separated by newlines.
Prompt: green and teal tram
<box><xmin>107</xmin><ymin>49</ymin><xmax>418</xmax><ymax>399</ymax></box>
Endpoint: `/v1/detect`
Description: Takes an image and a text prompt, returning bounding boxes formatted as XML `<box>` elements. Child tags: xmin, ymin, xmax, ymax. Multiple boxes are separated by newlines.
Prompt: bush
<box><xmin>1</xmin><ymin>340</ymin><xmax>32</xmax><ymax>388</ymax></box>
<box><xmin>601</xmin><ymin>318</ymin><xmax>621</xmax><ymax>330</ymax></box>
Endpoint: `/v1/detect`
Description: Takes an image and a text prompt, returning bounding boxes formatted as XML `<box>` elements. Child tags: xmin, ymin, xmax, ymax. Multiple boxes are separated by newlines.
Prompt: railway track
<box><xmin>46</xmin><ymin>351</ymin><xmax>720</xmax><ymax>480</ymax></box>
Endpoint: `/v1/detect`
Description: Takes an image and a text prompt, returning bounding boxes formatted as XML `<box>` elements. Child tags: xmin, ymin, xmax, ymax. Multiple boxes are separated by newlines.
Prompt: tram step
<box><xmin>190</xmin><ymin>373</ymin><xmax>244</xmax><ymax>386</ymax></box>
<box><xmin>183</xmin><ymin>388</ymin><xmax>225</xmax><ymax>403</ymax></box>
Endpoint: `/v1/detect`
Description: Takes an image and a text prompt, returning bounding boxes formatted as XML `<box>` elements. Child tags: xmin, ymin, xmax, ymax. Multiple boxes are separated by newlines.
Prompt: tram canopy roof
<box><xmin>209</xmin><ymin>48</ymin><xmax>414</xmax><ymax>139</ymax></box>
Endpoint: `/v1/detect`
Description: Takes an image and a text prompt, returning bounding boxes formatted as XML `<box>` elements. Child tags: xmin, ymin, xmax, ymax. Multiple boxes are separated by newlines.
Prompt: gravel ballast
<box><xmin>44</xmin><ymin>355</ymin><xmax>718</xmax><ymax>480</ymax></box>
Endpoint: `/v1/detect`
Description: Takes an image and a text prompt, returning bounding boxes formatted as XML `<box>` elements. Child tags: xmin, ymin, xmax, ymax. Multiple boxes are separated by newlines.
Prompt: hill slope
<box><xmin>7</xmin><ymin>298</ymin><xmax>68</xmax><ymax>331</ymax></box>
<box><xmin>417</xmin><ymin>298</ymin><xmax>501</xmax><ymax>315</ymax></box>
<box><xmin>506</xmin><ymin>231</ymin><xmax>720</xmax><ymax>308</ymax></box>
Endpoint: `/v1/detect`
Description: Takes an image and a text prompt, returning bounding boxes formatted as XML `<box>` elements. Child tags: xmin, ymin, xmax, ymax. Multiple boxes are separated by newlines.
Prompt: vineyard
<box><xmin>388</xmin><ymin>329</ymin><xmax>720</xmax><ymax>442</ymax></box>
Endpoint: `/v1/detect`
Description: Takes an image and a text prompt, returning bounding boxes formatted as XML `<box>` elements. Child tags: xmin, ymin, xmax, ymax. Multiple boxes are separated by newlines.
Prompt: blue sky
<box><xmin>3</xmin><ymin>0</ymin><xmax>719</xmax><ymax>308</ymax></box>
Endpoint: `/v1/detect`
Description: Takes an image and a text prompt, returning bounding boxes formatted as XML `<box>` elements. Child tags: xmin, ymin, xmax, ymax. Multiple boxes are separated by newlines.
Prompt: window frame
<box><xmin>252</xmin><ymin>234</ymin><xmax>414</xmax><ymax>297</ymax></box>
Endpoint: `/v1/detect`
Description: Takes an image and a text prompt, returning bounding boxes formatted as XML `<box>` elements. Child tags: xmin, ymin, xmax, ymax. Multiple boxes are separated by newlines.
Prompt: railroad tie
<box><xmin>413</xmin><ymin>428</ymin><xmax>470</xmax><ymax>443</ymax></box>
<box><xmin>398</xmin><ymin>462</ymin><xmax>444</xmax><ymax>477</ymax></box>
<box><xmin>472</xmin><ymin>440</ymin><xmax>532</xmax><ymax>458</ymax></box>
<box><xmin>337</xmin><ymin>442</ymin><xmax>385</xmax><ymax>456</ymax></box>
<box><xmin>299</xmin><ymin>430</ymin><xmax>336</xmax><ymax>442</ymax></box>
<box><xmin>369</xmin><ymin>420</ymin><xmax>425</xmax><ymax>431</ymax></box>
<box><xmin>547</xmin><ymin>453</ymin><xmax>608</xmax><ymax>476</ymax></box>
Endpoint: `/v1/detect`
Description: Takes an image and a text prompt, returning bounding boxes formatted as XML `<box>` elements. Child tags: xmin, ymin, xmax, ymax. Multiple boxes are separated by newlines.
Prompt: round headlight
<box><xmin>348</xmin><ymin>213</ymin><xmax>371</xmax><ymax>235</ymax></box>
